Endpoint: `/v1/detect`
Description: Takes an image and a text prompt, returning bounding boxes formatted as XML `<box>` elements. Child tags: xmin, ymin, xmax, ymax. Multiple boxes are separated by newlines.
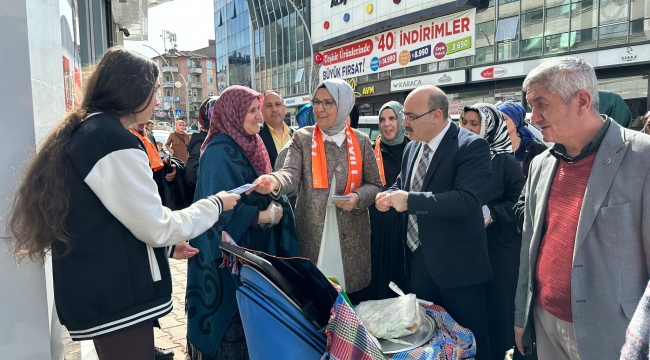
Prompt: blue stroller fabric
<box><xmin>237</xmin><ymin>264</ymin><xmax>327</xmax><ymax>360</ymax></box>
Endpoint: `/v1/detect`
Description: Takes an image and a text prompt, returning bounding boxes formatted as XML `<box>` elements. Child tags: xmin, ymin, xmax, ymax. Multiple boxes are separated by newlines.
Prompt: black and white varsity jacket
<box><xmin>54</xmin><ymin>113</ymin><xmax>224</xmax><ymax>340</ymax></box>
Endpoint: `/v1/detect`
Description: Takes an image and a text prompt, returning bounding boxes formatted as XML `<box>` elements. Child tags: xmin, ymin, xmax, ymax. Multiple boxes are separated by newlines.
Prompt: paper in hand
<box><xmin>227</xmin><ymin>183</ymin><xmax>258</xmax><ymax>195</ymax></box>
<box><xmin>330</xmin><ymin>194</ymin><xmax>355</xmax><ymax>201</ymax></box>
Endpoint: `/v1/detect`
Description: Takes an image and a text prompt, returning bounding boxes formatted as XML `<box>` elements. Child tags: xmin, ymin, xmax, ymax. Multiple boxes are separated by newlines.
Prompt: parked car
<box><xmin>152</xmin><ymin>130</ymin><xmax>171</xmax><ymax>155</ymax></box>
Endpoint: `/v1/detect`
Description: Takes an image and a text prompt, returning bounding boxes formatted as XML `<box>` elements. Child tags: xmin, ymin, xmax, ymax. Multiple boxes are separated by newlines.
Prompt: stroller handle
<box><xmin>219</xmin><ymin>242</ymin><xmax>297</xmax><ymax>297</ymax></box>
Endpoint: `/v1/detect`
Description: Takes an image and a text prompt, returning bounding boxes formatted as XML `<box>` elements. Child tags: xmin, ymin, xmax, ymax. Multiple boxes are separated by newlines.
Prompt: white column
<box><xmin>0</xmin><ymin>0</ymin><xmax>67</xmax><ymax>358</ymax></box>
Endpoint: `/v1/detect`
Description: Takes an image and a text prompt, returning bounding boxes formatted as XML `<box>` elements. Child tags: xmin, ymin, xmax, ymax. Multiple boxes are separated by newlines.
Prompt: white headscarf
<box><xmin>314</xmin><ymin>79</ymin><xmax>355</xmax><ymax>136</ymax></box>
<box><xmin>462</xmin><ymin>103</ymin><xmax>512</xmax><ymax>159</ymax></box>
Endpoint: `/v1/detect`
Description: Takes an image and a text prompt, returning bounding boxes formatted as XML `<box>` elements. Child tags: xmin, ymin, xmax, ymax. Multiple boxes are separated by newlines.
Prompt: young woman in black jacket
<box><xmin>4</xmin><ymin>48</ymin><xmax>239</xmax><ymax>360</ymax></box>
<box><xmin>461</xmin><ymin>103</ymin><xmax>526</xmax><ymax>360</ymax></box>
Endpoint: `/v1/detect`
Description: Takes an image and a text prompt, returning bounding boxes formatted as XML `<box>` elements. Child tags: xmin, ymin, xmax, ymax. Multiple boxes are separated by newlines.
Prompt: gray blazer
<box><xmin>514</xmin><ymin>121</ymin><xmax>650</xmax><ymax>360</ymax></box>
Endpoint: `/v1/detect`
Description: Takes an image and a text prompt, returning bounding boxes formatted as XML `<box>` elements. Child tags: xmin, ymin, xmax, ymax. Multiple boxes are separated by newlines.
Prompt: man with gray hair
<box><xmin>514</xmin><ymin>56</ymin><xmax>650</xmax><ymax>360</ymax></box>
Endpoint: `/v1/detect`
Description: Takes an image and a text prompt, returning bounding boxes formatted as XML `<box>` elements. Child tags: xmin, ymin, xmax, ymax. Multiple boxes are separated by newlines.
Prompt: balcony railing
<box><xmin>162</xmin><ymin>66</ymin><xmax>178</xmax><ymax>72</ymax></box>
<box><xmin>188</xmin><ymin>67</ymin><xmax>203</xmax><ymax>74</ymax></box>
<box><xmin>163</xmin><ymin>81</ymin><xmax>175</xmax><ymax>87</ymax></box>
<box><xmin>188</xmin><ymin>82</ymin><xmax>203</xmax><ymax>88</ymax></box>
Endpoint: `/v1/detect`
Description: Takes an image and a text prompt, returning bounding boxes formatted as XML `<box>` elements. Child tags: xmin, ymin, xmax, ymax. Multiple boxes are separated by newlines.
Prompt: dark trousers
<box><xmin>93</xmin><ymin>321</ymin><xmax>154</xmax><ymax>360</ymax></box>
<box><xmin>411</xmin><ymin>247</ymin><xmax>492</xmax><ymax>360</ymax></box>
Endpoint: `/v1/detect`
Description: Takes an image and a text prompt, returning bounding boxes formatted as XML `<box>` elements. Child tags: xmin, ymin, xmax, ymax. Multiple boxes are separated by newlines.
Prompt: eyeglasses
<box><xmin>311</xmin><ymin>100</ymin><xmax>336</xmax><ymax>110</ymax></box>
<box><xmin>400</xmin><ymin>108</ymin><xmax>440</xmax><ymax>122</ymax></box>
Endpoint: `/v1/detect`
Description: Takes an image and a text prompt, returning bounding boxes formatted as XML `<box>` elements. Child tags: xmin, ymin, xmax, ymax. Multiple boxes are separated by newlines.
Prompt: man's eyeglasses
<box><xmin>400</xmin><ymin>108</ymin><xmax>440</xmax><ymax>122</ymax></box>
<box><xmin>311</xmin><ymin>100</ymin><xmax>336</xmax><ymax>110</ymax></box>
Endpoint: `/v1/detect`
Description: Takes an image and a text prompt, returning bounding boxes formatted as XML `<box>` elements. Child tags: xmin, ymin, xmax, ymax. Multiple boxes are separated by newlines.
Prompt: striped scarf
<box><xmin>464</xmin><ymin>103</ymin><xmax>512</xmax><ymax>159</ymax></box>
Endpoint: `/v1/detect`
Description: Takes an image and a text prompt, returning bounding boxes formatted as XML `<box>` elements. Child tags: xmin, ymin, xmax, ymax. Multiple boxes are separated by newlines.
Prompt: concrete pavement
<box><xmin>63</xmin><ymin>258</ymin><xmax>191</xmax><ymax>360</ymax></box>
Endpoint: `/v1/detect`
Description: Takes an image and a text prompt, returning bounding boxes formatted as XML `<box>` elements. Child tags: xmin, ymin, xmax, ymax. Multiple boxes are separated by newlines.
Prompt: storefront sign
<box><xmin>390</xmin><ymin>70</ymin><xmax>466</xmax><ymax>92</ymax></box>
<box><xmin>471</xmin><ymin>44</ymin><xmax>650</xmax><ymax>82</ymax></box>
<box><xmin>319</xmin><ymin>9</ymin><xmax>476</xmax><ymax>82</ymax></box>
<box><xmin>449</xmin><ymin>100</ymin><xmax>464</xmax><ymax>116</ymax></box>
<box><xmin>355</xmin><ymin>78</ymin><xmax>390</xmax><ymax>97</ymax></box>
<box><xmin>284</xmin><ymin>95</ymin><xmax>311</xmax><ymax>107</ymax></box>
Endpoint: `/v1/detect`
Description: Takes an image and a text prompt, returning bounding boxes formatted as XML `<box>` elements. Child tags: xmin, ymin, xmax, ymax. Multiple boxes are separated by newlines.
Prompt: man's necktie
<box><xmin>406</xmin><ymin>145</ymin><xmax>432</xmax><ymax>252</ymax></box>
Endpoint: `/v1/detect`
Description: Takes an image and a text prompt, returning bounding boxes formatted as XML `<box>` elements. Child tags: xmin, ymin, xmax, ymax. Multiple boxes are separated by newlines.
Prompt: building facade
<box><xmin>214</xmin><ymin>0</ymin><xmax>313</xmax><ymax>121</ymax></box>
<box><xmin>312</xmin><ymin>0</ymin><xmax>650</xmax><ymax>123</ymax></box>
<box><xmin>152</xmin><ymin>46</ymin><xmax>218</xmax><ymax>123</ymax></box>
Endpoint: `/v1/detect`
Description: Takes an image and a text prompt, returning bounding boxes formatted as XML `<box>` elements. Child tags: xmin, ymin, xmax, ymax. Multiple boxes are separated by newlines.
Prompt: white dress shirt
<box><xmin>410</xmin><ymin>121</ymin><xmax>451</xmax><ymax>190</ymax></box>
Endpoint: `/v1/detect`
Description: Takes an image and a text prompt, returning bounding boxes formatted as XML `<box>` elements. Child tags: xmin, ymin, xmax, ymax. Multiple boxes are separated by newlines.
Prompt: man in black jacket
<box><xmin>376</xmin><ymin>85</ymin><xmax>494</xmax><ymax>359</ymax></box>
<box><xmin>259</xmin><ymin>90</ymin><xmax>293</xmax><ymax>167</ymax></box>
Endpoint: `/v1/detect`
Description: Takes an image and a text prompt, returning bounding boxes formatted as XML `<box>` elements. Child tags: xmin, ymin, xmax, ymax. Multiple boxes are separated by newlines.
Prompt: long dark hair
<box><xmin>4</xmin><ymin>47</ymin><xmax>159</xmax><ymax>264</ymax></box>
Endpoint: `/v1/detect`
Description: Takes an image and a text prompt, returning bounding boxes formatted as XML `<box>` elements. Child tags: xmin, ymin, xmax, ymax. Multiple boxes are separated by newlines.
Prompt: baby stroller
<box><xmin>220</xmin><ymin>242</ymin><xmax>338</xmax><ymax>360</ymax></box>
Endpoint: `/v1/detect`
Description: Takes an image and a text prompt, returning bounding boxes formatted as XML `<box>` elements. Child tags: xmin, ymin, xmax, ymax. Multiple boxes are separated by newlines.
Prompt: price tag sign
<box><xmin>446</xmin><ymin>36</ymin><xmax>472</xmax><ymax>56</ymax></box>
<box><xmin>409</xmin><ymin>45</ymin><xmax>431</xmax><ymax>62</ymax></box>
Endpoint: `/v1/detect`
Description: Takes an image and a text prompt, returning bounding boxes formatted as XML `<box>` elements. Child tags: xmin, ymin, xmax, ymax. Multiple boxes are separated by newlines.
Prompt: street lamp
<box><xmin>281</xmin><ymin>0</ymin><xmax>314</xmax><ymax>96</ymax></box>
<box><xmin>177</xmin><ymin>73</ymin><xmax>190</xmax><ymax>122</ymax></box>
<box><xmin>143</xmin><ymin>43</ymin><xmax>175</xmax><ymax>123</ymax></box>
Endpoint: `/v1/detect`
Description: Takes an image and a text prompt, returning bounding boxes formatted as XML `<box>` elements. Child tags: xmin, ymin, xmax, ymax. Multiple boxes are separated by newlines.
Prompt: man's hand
<box><xmin>172</xmin><ymin>241</ymin><xmax>199</xmax><ymax>260</ymax></box>
<box><xmin>165</xmin><ymin>165</ymin><xmax>177</xmax><ymax>182</ymax></box>
<box><xmin>332</xmin><ymin>193</ymin><xmax>359</xmax><ymax>212</ymax></box>
<box><xmin>484</xmin><ymin>215</ymin><xmax>492</xmax><ymax>228</ymax></box>
<box><xmin>514</xmin><ymin>326</ymin><xmax>524</xmax><ymax>356</ymax></box>
<box><xmin>382</xmin><ymin>190</ymin><xmax>409</xmax><ymax>212</ymax></box>
<box><xmin>375</xmin><ymin>192</ymin><xmax>391</xmax><ymax>212</ymax></box>
<box><xmin>253</xmin><ymin>175</ymin><xmax>280</xmax><ymax>194</ymax></box>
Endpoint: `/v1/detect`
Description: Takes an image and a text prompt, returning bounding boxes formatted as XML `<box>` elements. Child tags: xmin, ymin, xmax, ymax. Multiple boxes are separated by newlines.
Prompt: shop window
<box><xmin>475</xmin><ymin>47</ymin><xmax>495</xmax><ymax>64</ymax></box>
<box><xmin>497</xmin><ymin>42</ymin><xmax>520</xmax><ymax>60</ymax></box>
<box><xmin>598</xmin><ymin>23</ymin><xmax>628</xmax><ymax>46</ymax></box>
<box><xmin>599</xmin><ymin>0</ymin><xmax>628</xmax><ymax>25</ymax></box>
<box><xmin>544</xmin><ymin>32</ymin><xmax>573</xmax><ymax>54</ymax></box>
<box><xmin>570</xmin><ymin>28</ymin><xmax>598</xmax><ymax>50</ymax></box>
<box><xmin>438</xmin><ymin>60</ymin><xmax>454</xmax><ymax>71</ymax></box>
<box><xmin>629</xmin><ymin>19</ymin><xmax>649</xmax><ymax>42</ymax></box>
<box><xmin>495</xmin><ymin>17</ymin><xmax>519</xmax><ymax>42</ymax></box>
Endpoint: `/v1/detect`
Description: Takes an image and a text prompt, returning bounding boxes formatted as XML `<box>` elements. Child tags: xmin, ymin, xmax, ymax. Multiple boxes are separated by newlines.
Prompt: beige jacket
<box><xmin>272</xmin><ymin>127</ymin><xmax>382</xmax><ymax>293</ymax></box>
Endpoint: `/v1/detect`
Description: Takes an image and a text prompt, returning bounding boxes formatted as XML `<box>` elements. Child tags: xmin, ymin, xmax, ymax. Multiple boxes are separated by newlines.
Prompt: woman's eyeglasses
<box><xmin>311</xmin><ymin>100</ymin><xmax>336</xmax><ymax>110</ymax></box>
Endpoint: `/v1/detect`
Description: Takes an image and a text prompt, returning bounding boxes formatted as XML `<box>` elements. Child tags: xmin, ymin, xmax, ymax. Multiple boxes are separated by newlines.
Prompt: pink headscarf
<box><xmin>201</xmin><ymin>86</ymin><xmax>272</xmax><ymax>175</ymax></box>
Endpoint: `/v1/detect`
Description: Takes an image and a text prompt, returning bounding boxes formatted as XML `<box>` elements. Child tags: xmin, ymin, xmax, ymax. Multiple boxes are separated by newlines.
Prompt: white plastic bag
<box><xmin>355</xmin><ymin>283</ymin><xmax>423</xmax><ymax>339</ymax></box>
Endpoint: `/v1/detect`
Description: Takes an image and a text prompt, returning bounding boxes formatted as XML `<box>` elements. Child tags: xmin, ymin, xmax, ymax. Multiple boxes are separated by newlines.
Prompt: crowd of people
<box><xmin>5</xmin><ymin>47</ymin><xmax>650</xmax><ymax>360</ymax></box>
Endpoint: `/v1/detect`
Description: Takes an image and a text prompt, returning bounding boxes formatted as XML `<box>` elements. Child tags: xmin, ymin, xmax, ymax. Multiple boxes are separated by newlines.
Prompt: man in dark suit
<box><xmin>259</xmin><ymin>90</ymin><xmax>293</xmax><ymax>167</ymax></box>
<box><xmin>376</xmin><ymin>85</ymin><xmax>493</xmax><ymax>359</ymax></box>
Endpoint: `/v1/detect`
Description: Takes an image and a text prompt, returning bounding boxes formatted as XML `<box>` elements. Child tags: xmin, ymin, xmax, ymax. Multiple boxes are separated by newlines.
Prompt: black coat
<box><xmin>259</xmin><ymin>122</ymin><xmax>294</xmax><ymax>167</ymax></box>
<box><xmin>390</xmin><ymin>123</ymin><xmax>493</xmax><ymax>288</ymax></box>
<box><xmin>184</xmin><ymin>131</ymin><xmax>208</xmax><ymax>189</ymax></box>
<box><xmin>514</xmin><ymin>139</ymin><xmax>548</xmax><ymax>231</ymax></box>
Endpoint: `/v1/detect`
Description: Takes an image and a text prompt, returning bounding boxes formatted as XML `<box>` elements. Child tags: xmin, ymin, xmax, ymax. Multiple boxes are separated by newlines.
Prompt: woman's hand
<box><xmin>172</xmin><ymin>241</ymin><xmax>199</xmax><ymax>260</ymax></box>
<box><xmin>332</xmin><ymin>193</ymin><xmax>359</xmax><ymax>212</ymax></box>
<box><xmin>253</xmin><ymin>175</ymin><xmax>280</xmax><ymax>194</ymax></box>
<box><xmin>258</xmin><ymin>202</ymin><xmax>283</xmax><ymax>225</ymax></box>
<box><xmin>216</xmin><ymin>191</ymin><xmax>240</xmax><ymax>211</ymax></box>
<box><xmin>375</xmin><ymin>192</ymin><xmax>391</xmax><ymax>212</ymax></box>
<box><xmin>165</xmin><ymin>165</ymin><xmax>177</xmax><ymax>182</ymax></box>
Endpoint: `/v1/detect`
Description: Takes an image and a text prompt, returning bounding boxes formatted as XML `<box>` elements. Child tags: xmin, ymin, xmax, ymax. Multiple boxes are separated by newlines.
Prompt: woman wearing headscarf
<box><xmin>461</xmin><ymin>103</ymin><xmax>526</xmax><ymax>360</ymax></box>
<box><xmin>186</xmin><ymin>86</ymin><xmax>298</xmax><ymax>360</ymax></box>
<box><xmin>254</xmin><ymin>79</ymin><xmax>382</xmax><ymax>303</ymax></box>
<box><xmin>599</xmin><ymin>89</ymin><xmax>632</xmax><ymax>128</ymax></box>
<box><xmin>363</xmin><ymin>101</ymin><xmax>410</xmax><ymax>300</ymax></box>
<box><xmin>497</xmin><ymin>101</ymin><xmax>547</xmax><ymax>178</ymax></box>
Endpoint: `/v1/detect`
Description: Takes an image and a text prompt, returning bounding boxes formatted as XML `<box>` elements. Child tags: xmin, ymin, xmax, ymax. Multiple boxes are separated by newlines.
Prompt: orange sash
<box><xmin>129</xmin><ymin>129</ymin><xmax>164</xmax><ymax>171</ymax></box>
<box><xmin>374</xmin><ymin>136</ymin><xmax>386</xmax><ymax>186</ymax></box>
<box><xmin>312</xmin><ymin>124</ymin><xmax>363</xmax><ymax>194</ymax></box>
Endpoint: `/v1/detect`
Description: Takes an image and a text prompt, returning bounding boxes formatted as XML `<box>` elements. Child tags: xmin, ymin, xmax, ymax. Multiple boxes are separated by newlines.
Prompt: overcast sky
<box><xmin>125</xmin><ymin>0</ymin><xmax>215</xmax><ymax>58</ymax></box>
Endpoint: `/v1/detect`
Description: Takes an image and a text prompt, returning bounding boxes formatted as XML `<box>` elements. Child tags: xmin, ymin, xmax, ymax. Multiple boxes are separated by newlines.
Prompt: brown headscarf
<box><xmin>200</xmin><ymin>86</ymin><xmax>272</xmax><ymax>175</ymax></box>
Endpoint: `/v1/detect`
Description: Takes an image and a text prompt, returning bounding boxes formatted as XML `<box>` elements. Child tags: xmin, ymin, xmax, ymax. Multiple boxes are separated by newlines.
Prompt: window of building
<box><xmin>475</xmin><ymin>47</ymin><xmax>495</xmax><ymax>64</ymax></box>
<box><xmin>498</xmin><ymin>42</ymin><xmax>520</xmax><ymax>60</ymax></box>
<box><xmin>570</xmin><ymin>0</ymin><xmax>598</xmax><ymax>33</ymax></box>
<box><xmin>629</xmin><ymin>19</ymin><xmax>649</xmax><ymax>42</ymax></box>
<box><xmin>165</xmin><ymin>75</ymin><xmax>170</xmax><ymax>82</ymax></box>
<box><xmin>206</xmin><ymin>60</ymin><xmax>213</xmax><ymax>69</ymax></box>
<box><xmin>544</xmin><ymin>32</ymin><xmax>574</xmax><ymax>54</ymax></box>
<box><xmin>208</xmin><ymin>90</ymin><xmax>214</xmax><ymax>96</ymax></box>
<box><xmin>521</xmin><ymin>37</ymin><xmax>543</xmax><ymax>57</ymax></box>
<box><xmin>166</xmin><ymin>89</ymin><xmax>171</xmax><ymax>96</ymax></box>
<box><xmin>521</xmin><ymin>0</ymin><xmax>544</xmax><ymax>12</ymax></box>
<box><xmin>598</xmin><ymin>22</ymin><xmax>629</xmax><ymax>46</ymax></box>
<box><xmin>599</xmin><ymin>0</ymin><xmax>628</xmax><ymax>26</ymax></box>
<box><xmin>193</xmin><ymin>90</ymin><xmax>198</xmax><ymax>97</ymax></box>
<box><xmin>495</xmin><ymin>17</ymin><xmax>519</xmax><ymax>42</ymax></box>
<box><xmin>545</xmin><ymin>5</ymin><xmax>570</xmax><ymax>36</ymax></box>
<box><xmin>207</xmin><ymin>76</ymin><xmax>213</xmax><ymax>83</ymax></box>
<box><xmin>499</xmin><ymin>0</ymin><xmax>520</xmax><ymax>18</ymax></box>
<box><xmin>571</xmin><ymin>28</ymin><xmax>598</xmax><ymax>50</ymax></box>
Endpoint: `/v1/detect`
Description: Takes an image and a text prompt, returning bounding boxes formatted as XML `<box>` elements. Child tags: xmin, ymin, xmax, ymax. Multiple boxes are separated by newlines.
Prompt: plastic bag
<box><xmin>355</xmin><ymin>283</ymin><xmax>423</xmax><ymax>339</ymax></box>
<box><xmin>259</xmin><ymin>201</ymin><xmax>283</xmax><ymax>229</ymax></box>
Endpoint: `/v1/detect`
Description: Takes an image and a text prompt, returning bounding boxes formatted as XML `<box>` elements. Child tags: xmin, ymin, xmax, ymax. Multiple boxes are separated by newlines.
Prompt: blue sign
<box><xmin>370</xmin><ymin>57</ymin><xmax>380</xmax><ymax>71</ymax></box>
<box><xmin>175</xmin><ymin>110</ymin><xmax>182</xmax><ymax>115</ymax></box>
<box><xmin>409</xmin><ymin>45</ymin><xmax>431</xmax><ymax>62</ymax></box>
